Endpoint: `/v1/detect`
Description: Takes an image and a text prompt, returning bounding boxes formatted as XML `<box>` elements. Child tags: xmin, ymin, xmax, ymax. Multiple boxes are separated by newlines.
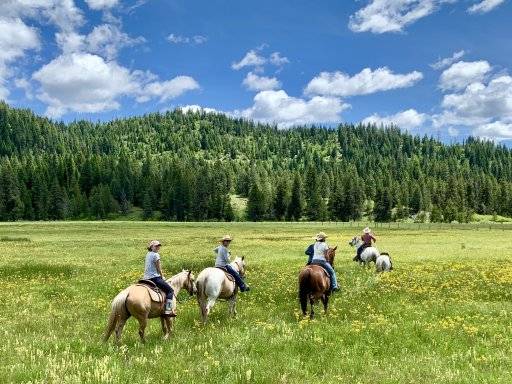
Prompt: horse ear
<box><xmin>333</xmin><ymin>246</ymin><xmax>338</xmax><ymax>250</ymax></box>
<box><xmin>241</xmin><ymin>256</ymin><xmax>245</xmax><ymax>260</ymax></box>
<box><xmin>187</xmin><ymin>270</ymin><xmax>191</xmax><ymax>276</ymax></box>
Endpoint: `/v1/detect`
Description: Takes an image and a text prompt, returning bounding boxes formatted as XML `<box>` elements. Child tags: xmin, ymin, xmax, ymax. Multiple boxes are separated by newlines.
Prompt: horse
<box><xmin>103</xmin><ymin>270</ymin><xmax>196</xmax><ymax>344</ymax></box>
<box><xmin>349</xmin><ymin>236</ymin><xmax>380</xmax><ymax>267</ymax></box>
<box><xmin>375</xmin><ymin>252</ymin><xmax>393</xmax><ymax>272</ymax></box>
<box><xmin>298</xmin><ymin>247</ymin><xmax>337</xmax><ymax>319</ymax></box>
<box><xmin>195</xmin><ymin>256</ymin><xmax>246</xmax><ymax>324</ymax></box>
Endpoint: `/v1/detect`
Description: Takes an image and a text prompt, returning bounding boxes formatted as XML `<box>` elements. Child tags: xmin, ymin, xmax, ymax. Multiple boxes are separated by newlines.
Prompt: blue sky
<box><xmin>1</xmin><ymin>0</ymin><xmax>511</xmax><ymax>143</ymax></box>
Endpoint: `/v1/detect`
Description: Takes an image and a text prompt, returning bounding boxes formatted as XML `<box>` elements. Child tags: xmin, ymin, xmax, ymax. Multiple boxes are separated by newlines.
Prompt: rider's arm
<box><xmin>371</xmin><ymin>235</ymin><xmax>376</xmax><ymax>242</ymax></box>
<box><xmin>155</xmin><ymin>258</ymin><xmax>164</xmax><ymax>278</ymax></box>
<box><xmin>220</xmin><ymin>247</ymin><xmax>230</xmax><ymax>265</ymax></box>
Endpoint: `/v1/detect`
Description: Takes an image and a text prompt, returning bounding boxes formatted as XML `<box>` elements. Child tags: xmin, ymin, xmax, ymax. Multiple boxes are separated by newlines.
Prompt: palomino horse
<box><xmin>103</xmin><ymin>270</ymin><xmax>196</xmax><ymax>344</ymax></box>
<box><xmin>195</xmin><ymin>256</ymin><xmax>246</xmax><ymax>324</ymax></box>
<box><xmin>349</xmin><ymin>236</ymin><xmax>380</xmax><ymax>267</ymax></box>
<box><xmin>298</xmin><ymin>247</ymin><xmax>337</xmax><ymax>319</ymax></box>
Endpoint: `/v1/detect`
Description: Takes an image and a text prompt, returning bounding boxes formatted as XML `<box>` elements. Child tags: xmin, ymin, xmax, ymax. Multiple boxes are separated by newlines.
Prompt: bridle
<box><xmin>233</xmin><ymin>259</ymin><xmax>245</xmax><ymax>277</ymax></box>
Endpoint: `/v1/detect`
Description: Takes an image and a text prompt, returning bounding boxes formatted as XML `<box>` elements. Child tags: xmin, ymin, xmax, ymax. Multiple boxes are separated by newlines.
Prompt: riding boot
<box><xmin>163</xmin><ymin>298</ymin><xmax>177</xmax><ymax>317</ymax></box>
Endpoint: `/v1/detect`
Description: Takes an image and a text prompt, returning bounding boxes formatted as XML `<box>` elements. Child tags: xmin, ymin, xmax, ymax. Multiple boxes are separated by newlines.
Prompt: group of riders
<box><xmin>142</xmin><ymin>227</ymin><xmax>376</xmax><ymax>317</ymax></box>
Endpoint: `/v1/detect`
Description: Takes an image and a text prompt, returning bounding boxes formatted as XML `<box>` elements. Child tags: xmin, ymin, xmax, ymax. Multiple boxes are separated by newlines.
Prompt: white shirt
<box><xmin>312</xmin><ymin>241</ymin><xmax>329</xmax><ymax>261</ymax></box>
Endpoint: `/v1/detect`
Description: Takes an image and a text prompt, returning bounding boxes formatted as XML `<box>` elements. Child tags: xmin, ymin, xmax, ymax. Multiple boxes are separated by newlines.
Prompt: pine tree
<box><xmin>287</xmin><ymin>173</ymin><xmax>304</xmax><ymax>220</ymax></box>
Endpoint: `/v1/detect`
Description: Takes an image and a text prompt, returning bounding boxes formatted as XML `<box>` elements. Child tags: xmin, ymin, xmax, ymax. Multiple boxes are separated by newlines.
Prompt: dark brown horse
<box><xmin>298</xmin><ymin>247</ymin><xmax>337</xmax><ymax>319</ymax></box>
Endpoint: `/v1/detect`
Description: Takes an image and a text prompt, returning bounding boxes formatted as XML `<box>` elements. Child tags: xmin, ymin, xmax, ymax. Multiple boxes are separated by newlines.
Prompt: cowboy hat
<box><xmin>363</xmin><ymin>227</ymin><xmax>371</xmax><ymax>234</ymax></box>
<box><xmin>220</xmin><ymin>235</ymin><xmax>233</xmax><ymax>242</ymax></box>
<box><xmin>315</xmin><ymin>232</ymin><xmax>328</xmax><ymax>241</ymax></box>
<box><xmin>148</xmin><ymin>240</ymin><xmax>161</xmax><ymax>250</ymax></box>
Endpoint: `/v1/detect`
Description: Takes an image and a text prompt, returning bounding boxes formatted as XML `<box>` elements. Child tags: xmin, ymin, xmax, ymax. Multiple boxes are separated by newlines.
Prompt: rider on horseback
<box><xmin>356</xmin><ymin>227</ymin><xmax>376</xmax><ymax>261</ymax></box>
<box><xmin>214</xmin><ymin>235</ymin><xmax>250</xmax><ymax>292</ymax></box>
<box><xmin>310</xmin><ymin>232</ymin><xmax>339</xmax><ymax>292</ymax></box>
<box><xmin>143</xmin><ymin>240</ymin><xmax>177</xmax><ymax>317</ymax></box>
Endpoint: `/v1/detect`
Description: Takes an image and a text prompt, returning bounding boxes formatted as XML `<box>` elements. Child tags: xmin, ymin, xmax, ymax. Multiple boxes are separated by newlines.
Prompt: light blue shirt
<box><xmin>312</xmin><ymin>241</ymin><xmax>329</xmax><ymax>261</ymax></box>
<box><xmin>143</xmin><ymin>251</ymin><xmax>161</xmax><ymax>279</ymax></box>
<box><xmin>214</xmin><ymin>245</ymin><xmax>230</xmax><ymax>267</ymax></box>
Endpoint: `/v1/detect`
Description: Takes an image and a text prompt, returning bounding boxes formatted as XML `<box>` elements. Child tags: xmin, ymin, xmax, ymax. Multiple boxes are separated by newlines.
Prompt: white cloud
<box><xmin>85</xmin><ymin>0</ymin><xmax>119</xmax><ymax>10</ymax></box>
<box><xmin>348</xmin><ymin>0</ymin><xmax>455</xmax><ymax>34</ymax></box>
<box><xmin>305</xmin><ymin>67</ymin><xmax>423</xmax><ymax>97</ymax></box>
<box><xmin>243</xmin><ymin>72</ymin><xmax>280</xmax><ymax>91</ymax></box>
<box><xmin>362</xmin><ymin>109</ymin><xmax>427</xmax><ymax>130</ymax></box>
<box><xmin>430</xmin><ymin>50</ymin><xmax>466</xmax><ymax>70</ymax></box>
<box><xmin>439</xmin><ymin>60</ymin><xmax>491</xmax><ymax>91</ymax></box>
<box><xmin>178</xmin><ymin>105</ymin><xmax>220</xmax><ymax>114</ymax></box>
<box><xmin>234</xmin><ymin>90</ymin><xmax>349</xmax><ymax>128</ymax></box>
<box><xmin>32</xmin><ymin>53</ymin><xmax>199</xmax><ymax>117</ymax></box>
<box><xmin>231</xmin><ymin>50</ymin><xmax>267</xmax><ymax>71</ymax></box>
<box><xmin>14</xmin><ymin>77</ymin><xmax>33</xmax><ymax>99</ymax></box>
<box><xmin>473</xmin><ymin>121</ymin><xmax>512</xmax><ymax>140</ymax></box>
<box><xmin>167</xmin><ymin>33</ymin><xmax>208</xmax><ymax>45</ymax></box>
<box><xmin>468</xmin><ymin>0</ymin><xmax>505</xmax><ymax>14</ymax></box>
<box><xmin>269</xmin><ymin>52</ymin><xmax>289</xmax><ymax>67</ymax></box>
<box><xmin>0</xmin><ymin>17</ymin><xmax>40</xmax><ymax>100</ymax></box>
<box><xmin>435</xmin><ymin>75</ymin><xmax>512</xmax><ymax>127</ymax></box>
<box><xmin>136</xmin><ymin>76</ymin><xmax>199</xmax><ymax>103</ymax></box>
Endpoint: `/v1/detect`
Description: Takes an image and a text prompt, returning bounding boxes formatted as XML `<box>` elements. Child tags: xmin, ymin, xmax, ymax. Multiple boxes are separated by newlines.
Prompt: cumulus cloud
<box><xmin>435</xmin><ymin>75</ymin><xmax>512</xmax><ymax>127</ymax></box>
<box><xmin>167</xmin><ymin>33</ymin><xmax>207</xmax><ymax>44</ymax></box>
<box><xmin>232</xmin><ymin>50</ymin><xmax>267</xmax><ymax>71</ymax></box>
<box><xmin>348</xmin><ymin>0</ymin><xmax>455</xmax><ymax>34</ymax></box>
<box><xmin>305</xmin><ymin>67</ymin><xmax>423</xmax><ymax>97</ymax></box>
<box><xmin>468</xmin><ymin>0</ymin><xmax>505</xmax><ymax>14</ymax></box>
<box><xmin>57</xmin><ymin>24</ymin><xmax>145</xmax><ymax>60</ymax></box>
<box><xmin>362</xmin><ymin>109</ymin><xmax>428</xmax><ymax>130</ymax></box>
<box><xmin>233</xmin><ymin>90</ymin><xmax>349</xmax><ymax>128</ymax></box>
<box><xmin>430</xmin><ymin>50</ymin><xmax>466</xmax><ymax>70</ymax></box>
<box><xmin>439</xmin><ymin>60</ymin><xmax>491</xmax><ymax>91</ymax></box>
<box><xmin>85</xmin><ymin>0</ymin><xmax>119</xmax><ymax>10</ymax></box>
<box><xmin>472</xmin><ymin>121</ymin><xmax>512</xmax><ymax>140</ymax></box>
<box><xmin>242</xmin><ymin>72</ymin><xmax>280</xmax><ymax>91</ymax></box>
<box><xmin>0</xmin><ymin>17</ymin><xmax>40</xmax><ymax>100</ymax></box>
<box><xmin>32</xmin><ymin>53</ymin><xmax>199</xmax><ymax>117</ymax></box>
<box><xmin>269</xmin><ymin>52</ymin><xmax>289</xmax><ymax>67</ymax></box>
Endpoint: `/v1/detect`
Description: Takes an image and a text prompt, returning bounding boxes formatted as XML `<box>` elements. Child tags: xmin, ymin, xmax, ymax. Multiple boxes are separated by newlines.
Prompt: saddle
<box><xmin>136</xmin><ymin>279</ymin><xmax>165</xmax><ymax>303</ymax></box>
<box><xmin>215</xmin><ymin>267</ymin><xmax>235</xmax><ymax>283</ymax></box>
<box><xmin>309</xmin><ymin>263</ymin><xmax>330</xmax><ymax>279</ymax></box>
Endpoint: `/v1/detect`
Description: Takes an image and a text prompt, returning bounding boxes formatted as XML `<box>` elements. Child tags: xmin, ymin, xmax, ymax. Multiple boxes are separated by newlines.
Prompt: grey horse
<box><xmin>349</xmin><ymin>236</ymin><xmax>380</xmax><ymax>267</ymax></box>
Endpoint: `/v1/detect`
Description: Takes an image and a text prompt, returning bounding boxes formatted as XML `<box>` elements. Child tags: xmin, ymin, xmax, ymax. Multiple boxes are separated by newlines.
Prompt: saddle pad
<box><xmin>215</xmin><ymin>267</ymin><xmax>235</xmax><ymax>282</ymax></box>
<box><xmin>136</xmin><ymin>284</ymin><xmax>164</xmax><ymax>303</ymax></box>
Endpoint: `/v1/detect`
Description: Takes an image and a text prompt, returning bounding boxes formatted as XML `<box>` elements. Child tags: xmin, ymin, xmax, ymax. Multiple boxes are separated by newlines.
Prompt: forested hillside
<box><xmin>0</xmin><ymin>102</ymin><xmax>511</xmax><ymax>222</ymax></box>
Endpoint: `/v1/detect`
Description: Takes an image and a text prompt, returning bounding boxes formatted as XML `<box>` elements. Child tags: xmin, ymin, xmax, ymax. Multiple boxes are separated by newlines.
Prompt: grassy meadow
<box><xmin>1</xmin><ymin>221</ymin><xmax>512</xmax><ymax>383</ymax></box>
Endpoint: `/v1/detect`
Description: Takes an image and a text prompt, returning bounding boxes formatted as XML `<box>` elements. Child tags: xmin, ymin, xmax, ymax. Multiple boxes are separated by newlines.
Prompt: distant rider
<box><xmin>143</xmin><ymin>240</ymin><xmax>177</xmax><ymax>317</ymax></box>
<box><xmin>356</xmin><ymin>227</ymin><xmax>376</xmax><ymax>261</ymax></box>
<box><xmin>310</xmin><ymin>232</ymin><xmax>339</xmax><ymax>292</ymax></box>
<box><xmin>214</xmin><ymin>235</ymin><xmax>250</xmax><ymax>292</ymax></box>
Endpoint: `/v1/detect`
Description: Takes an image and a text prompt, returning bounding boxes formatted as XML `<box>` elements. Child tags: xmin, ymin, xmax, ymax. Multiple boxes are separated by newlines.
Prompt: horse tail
<box><xmin>103</xmin><ymin>288</ymin><xmax>129</xmax><ymax>342</ymax></box>
<box><xmin>299</xmin><ymin>269</ymin><xmax>311</xmax><ymax>314</ymax></box>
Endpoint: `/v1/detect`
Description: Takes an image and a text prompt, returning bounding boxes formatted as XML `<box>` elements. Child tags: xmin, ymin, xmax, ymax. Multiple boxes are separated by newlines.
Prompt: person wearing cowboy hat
<box><xmin>310</xmin><ymin>232</ymin><xmax>339</xmax><ymax>292</ymax></box>
<box><xmin>214</xmin><ymin>235</ymin><xmax>250</xmax><ymax>292</ymax></box>
<box><xmin>356</xmin><ymin>227</ymin><xmax>377</xmax><ymax>261</ymax></box>
<box><xmin>143</xmin><ymin>240</ymin><xmax>177</xmax><ymax>317</ymax></box>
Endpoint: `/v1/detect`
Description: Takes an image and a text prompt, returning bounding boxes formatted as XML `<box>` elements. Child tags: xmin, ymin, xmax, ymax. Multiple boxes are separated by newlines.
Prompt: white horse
<box><xmin>195</xmin><ymin>256</ymin><xmax>246</xmax><ymax>324</ymax></box>
<box><xmin>349</xmin><ymin>236</ymin><xmax>380</xmax><ymax>267</ymax></box>
<box><xmin>375</xmin><ymin>252</ymin><xmax>393</xmax><ymax>272</ymax></box>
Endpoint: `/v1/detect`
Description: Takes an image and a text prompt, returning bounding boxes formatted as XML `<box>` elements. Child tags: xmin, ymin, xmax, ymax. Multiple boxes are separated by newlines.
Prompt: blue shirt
<box><xmin>143</xmin><ymin>251</ymin><xmax>161</xmax><ymax>279</ymax></box>
<box><xmin>214</xmin><ymin>245</ymin><xmax>230</xmax><ymax>267</ymax></box>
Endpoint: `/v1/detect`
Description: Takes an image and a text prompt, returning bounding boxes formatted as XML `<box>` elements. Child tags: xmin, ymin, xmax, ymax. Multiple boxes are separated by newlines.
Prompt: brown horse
<box><xmin>103</xmin><ymin>270</ymin><xmax>196</xmax><ymax>344</ymax></box>
<box><xmin>298</xmin><ymin>247</ymin><xmax>337</xmax><ymax>319</ymax></box>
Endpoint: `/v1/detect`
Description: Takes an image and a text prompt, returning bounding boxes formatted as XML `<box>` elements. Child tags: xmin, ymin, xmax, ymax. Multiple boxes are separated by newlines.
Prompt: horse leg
<box><xmin>309</xmin><ymin>295</ymin><xmax>315</xmax><ymax>320</ymax></box>
<box><xmin>160</xmin><ymin>317</ymin><xmax>169</xmax><ymax>340</ymax></box>
<box><xmin>137</xmin><ymin>315</ymin><xmax>148</xmax><ymax>344</ymax></box>
<box><xmin>228</xmin><ymin>295</ymin><xmax>237</xmax><ymax>316</ymax></box>
<box><xmin>115</xmin><ymin>314</ymin><xmax>129</xmax><ymax>345</ymax></box>
<box><xmin>321</xmin><ymin>295</ymin><xmax>329</xmax><ymax>314</ymax></box>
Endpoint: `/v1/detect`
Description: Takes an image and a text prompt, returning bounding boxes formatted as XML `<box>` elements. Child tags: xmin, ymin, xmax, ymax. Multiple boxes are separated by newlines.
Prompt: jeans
<box><xmin>150</xmin><ymin>276</ymin><xmax>174</xmax><ymax>300</ymax></box>
<box><xmin>224</xmin><ymin>265</ymin><xmax>247</xmax><ymax>291</ymax></box>
<box><xmin>357</xmin><ymin>244</ymin><xmax>369</xmax><ymax>259</ymax></box>
<box><xmin>311</xmin><ymin>260</ymin><xmax>338</xmax><ymax>290</ymax></box>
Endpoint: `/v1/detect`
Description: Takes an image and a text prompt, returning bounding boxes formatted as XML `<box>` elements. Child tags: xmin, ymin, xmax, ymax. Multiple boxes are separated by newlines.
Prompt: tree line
<box><xmin>1</xmin><ymin>102</ymin><xmax>511</xmax><ymax>222</ymax></box>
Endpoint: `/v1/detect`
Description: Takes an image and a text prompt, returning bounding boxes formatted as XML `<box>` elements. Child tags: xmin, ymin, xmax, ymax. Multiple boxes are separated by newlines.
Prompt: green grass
<box><xmin>1</xmin><ymin>221</ymin><xmax>511</xmax><ymax>383</ymax></box>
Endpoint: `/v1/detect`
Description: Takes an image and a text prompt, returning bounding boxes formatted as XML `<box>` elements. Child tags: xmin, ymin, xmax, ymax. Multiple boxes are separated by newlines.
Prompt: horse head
<box><xmin>184</xmin><ymin>270</ymin><xmax>197</xmax><ymax>296</ymax></box>
<box><xmin>348</xmin><ymin>236</ymin><xmax>359</xmax><ymax>247</ymax></box>
<box><xmin>233</xmin><ymin>256</ymin><xmax>246</xmax><ymax>277</ymax></box>
<box><xmin>326</xmin><ymin>246</ymin><xmax>337</xmax><ymax>266</ymax></box>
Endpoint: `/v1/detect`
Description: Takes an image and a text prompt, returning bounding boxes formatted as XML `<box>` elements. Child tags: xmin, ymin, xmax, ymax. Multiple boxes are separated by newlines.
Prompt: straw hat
<box><xmin>148</xmin><ymin>240</ymin><xmax>161</xmax><ymax>250</ymax></box>
<box><xmin>363</xmin><ymin>227</ymin><xmax>371</xmax><ymax>234</ymax></box>
<box><xmin>315</xmin><ymin>232</ymin><xmax>328</xmax><ymax>241</ymax></box>
<box><xmin>220</xmin><ymin>235</ymin><xmax>233</xmax><ymax>242</ymax></box>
